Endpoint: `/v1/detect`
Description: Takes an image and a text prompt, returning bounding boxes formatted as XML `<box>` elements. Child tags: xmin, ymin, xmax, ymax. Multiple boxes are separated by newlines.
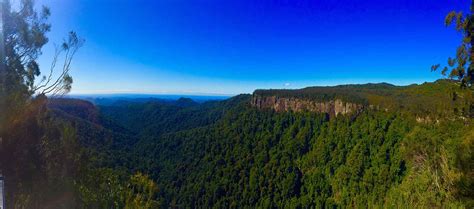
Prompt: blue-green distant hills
<box><xmin>67</xmin><ymin>94</ymin><xmax>231</xmax><ymax>106</ymax></box>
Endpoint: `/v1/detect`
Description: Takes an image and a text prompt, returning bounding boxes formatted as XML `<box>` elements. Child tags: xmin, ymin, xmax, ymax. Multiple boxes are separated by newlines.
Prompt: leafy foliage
<box><xmin>432</xmin><ymin>1</ymin><xmax>474</xmax><ymax>87</ymax></box>
<box><xmin>82</xmin><ymin>81</ymin><xmax>473</xmax><ymax>208</ymax></box>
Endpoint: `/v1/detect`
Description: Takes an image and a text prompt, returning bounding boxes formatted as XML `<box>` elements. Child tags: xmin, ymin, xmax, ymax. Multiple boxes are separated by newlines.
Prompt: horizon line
<box><xmin>67</xmin><ymin>92</ymin><xmax>237</xmax><ymax>97</ymax></box>
<box><xmin>66</xmin><ymin>78</ymin><xmax>449</xmax><ymax>96</ymax></box>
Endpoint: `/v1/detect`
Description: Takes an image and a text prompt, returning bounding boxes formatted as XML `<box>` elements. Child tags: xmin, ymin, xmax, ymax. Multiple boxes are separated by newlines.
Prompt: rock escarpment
<box><xmin>251</xmin><ymin>94</ymin><xmax>364</xmax><ymax>117</ymax></box>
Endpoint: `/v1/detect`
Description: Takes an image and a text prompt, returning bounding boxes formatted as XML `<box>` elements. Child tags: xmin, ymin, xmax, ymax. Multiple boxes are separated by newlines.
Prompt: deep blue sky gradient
<box><xmin>36</xmin><ymin>0</ymin><xmax>469</xmax><ymax>95</ymax></box>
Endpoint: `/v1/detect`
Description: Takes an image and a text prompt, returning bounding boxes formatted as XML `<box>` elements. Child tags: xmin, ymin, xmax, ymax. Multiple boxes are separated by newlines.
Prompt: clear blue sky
<box><xmin>35</xmin><ymin>0</ymin><xmax>469</xmax><ymax>95</ymax></box>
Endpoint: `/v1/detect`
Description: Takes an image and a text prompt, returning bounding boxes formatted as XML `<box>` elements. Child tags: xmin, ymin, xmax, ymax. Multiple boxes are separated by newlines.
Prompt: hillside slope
<box><xmin>49</xmin><ymin>80</ymin><xmax>473</xmax><ymax>208</ymax></box>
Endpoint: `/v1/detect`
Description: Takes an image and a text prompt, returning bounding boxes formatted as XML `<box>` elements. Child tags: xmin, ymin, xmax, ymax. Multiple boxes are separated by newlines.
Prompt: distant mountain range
<box><xmin>67</xmin><ymin>94</ymin><xmax>231</xmax><ymax>106</ymax></box>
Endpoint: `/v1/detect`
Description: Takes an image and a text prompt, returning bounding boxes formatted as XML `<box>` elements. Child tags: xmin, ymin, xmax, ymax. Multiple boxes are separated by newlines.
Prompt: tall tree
<box><xmin>432</xmin><ymin>1</ymin><xmax>474</xmax><ymax>87</ymax></box>
<box><xmin>0</xmin><ymin>0</ymin><xmax>83</xmax><ymax>208</ymax></box>
<box><xmin>0</xmin><ymin>0</ymin><xmax>83</xmax><ymax>132</ymax></box>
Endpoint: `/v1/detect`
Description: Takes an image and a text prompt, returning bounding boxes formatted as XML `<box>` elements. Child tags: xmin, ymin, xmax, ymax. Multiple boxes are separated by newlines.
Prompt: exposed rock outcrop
<box><xmin>251</xmin><ymin>94</ymin><xmax>364</xmax><ymax>117</ymax></box>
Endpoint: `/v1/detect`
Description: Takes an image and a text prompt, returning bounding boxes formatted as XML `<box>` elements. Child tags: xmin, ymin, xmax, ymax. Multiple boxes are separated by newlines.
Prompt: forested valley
<box><xmin>0</xmin><ymin>0</ymin><xmax>473</xmax><ymax>208</ymax></box>
<box><xmin>4</xmin><ymin>80</ymin><xmax>473</xmax><ymax>208</ymax></box>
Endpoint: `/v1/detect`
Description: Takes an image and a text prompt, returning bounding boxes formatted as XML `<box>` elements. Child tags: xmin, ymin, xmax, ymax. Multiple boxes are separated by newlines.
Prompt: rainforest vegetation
<box><xmin>4</xmin><ymin>80</ymin><xmax>472</xmax><ymax>208</ymax></box>
<box><xmin>0</xmin><ymin>0</ymin><xmax>473</xmax><ymax>208</ymax></box>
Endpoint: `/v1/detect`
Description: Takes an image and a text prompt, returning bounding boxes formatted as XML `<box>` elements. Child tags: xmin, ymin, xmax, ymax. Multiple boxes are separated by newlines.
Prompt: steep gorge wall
<box><xmin>251</xmin><ymin>95</ymin><xmax>364</xmax><ymax>117</ymax></box>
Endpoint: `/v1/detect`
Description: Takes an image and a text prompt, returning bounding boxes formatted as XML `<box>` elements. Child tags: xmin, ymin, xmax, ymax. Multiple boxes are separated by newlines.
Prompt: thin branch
<box><xmin>35</xmin><ymin>32</ymin><xmax>84</xmax><ymax>96</ymax></box>
<box><xmin>32</xmin><ymin>45</ymin><xmax>59</xmax><ymax>92</ymax></box>
<box><xmin>41</xmin><ymin>50</ymin><xmax>72</xmax><ymax>94</ymax></box>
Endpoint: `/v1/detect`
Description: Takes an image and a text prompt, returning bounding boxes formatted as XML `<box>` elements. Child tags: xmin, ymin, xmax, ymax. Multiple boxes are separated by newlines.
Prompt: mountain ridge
<box><xmin>251</xmin><ymin>79</ymin><xmax>474</xmax><ymax>118</ymax></box>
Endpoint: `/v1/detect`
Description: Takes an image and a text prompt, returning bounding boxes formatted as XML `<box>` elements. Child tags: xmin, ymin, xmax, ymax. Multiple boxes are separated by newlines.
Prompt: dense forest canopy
<box><xmin>42</xmin><ymin>81</ymin><xmax>473</xmax><ymax>208</ymax></box>
<box><xmin>0</xmin><ymin>0</ymin><xmax>473</xmax><ymax>208</ymax></box>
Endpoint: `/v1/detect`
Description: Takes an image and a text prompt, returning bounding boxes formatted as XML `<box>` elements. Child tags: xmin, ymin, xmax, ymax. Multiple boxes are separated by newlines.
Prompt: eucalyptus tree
<box><xmin>432</xmin><ymin>1</ymin><xmax>474</xmax><ymax>88</ymax></box>
<box><xmin>0</xmin><ymin>0</ymin><xmax>83</xmax><ymax>135</ymax></box>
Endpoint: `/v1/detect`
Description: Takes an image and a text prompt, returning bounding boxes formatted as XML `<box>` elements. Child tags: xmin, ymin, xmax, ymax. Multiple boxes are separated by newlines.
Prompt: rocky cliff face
<box><xmin>251</xmin><ymin>95</ymin><xmax>364</xmax><ymax>117</ymax></box>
